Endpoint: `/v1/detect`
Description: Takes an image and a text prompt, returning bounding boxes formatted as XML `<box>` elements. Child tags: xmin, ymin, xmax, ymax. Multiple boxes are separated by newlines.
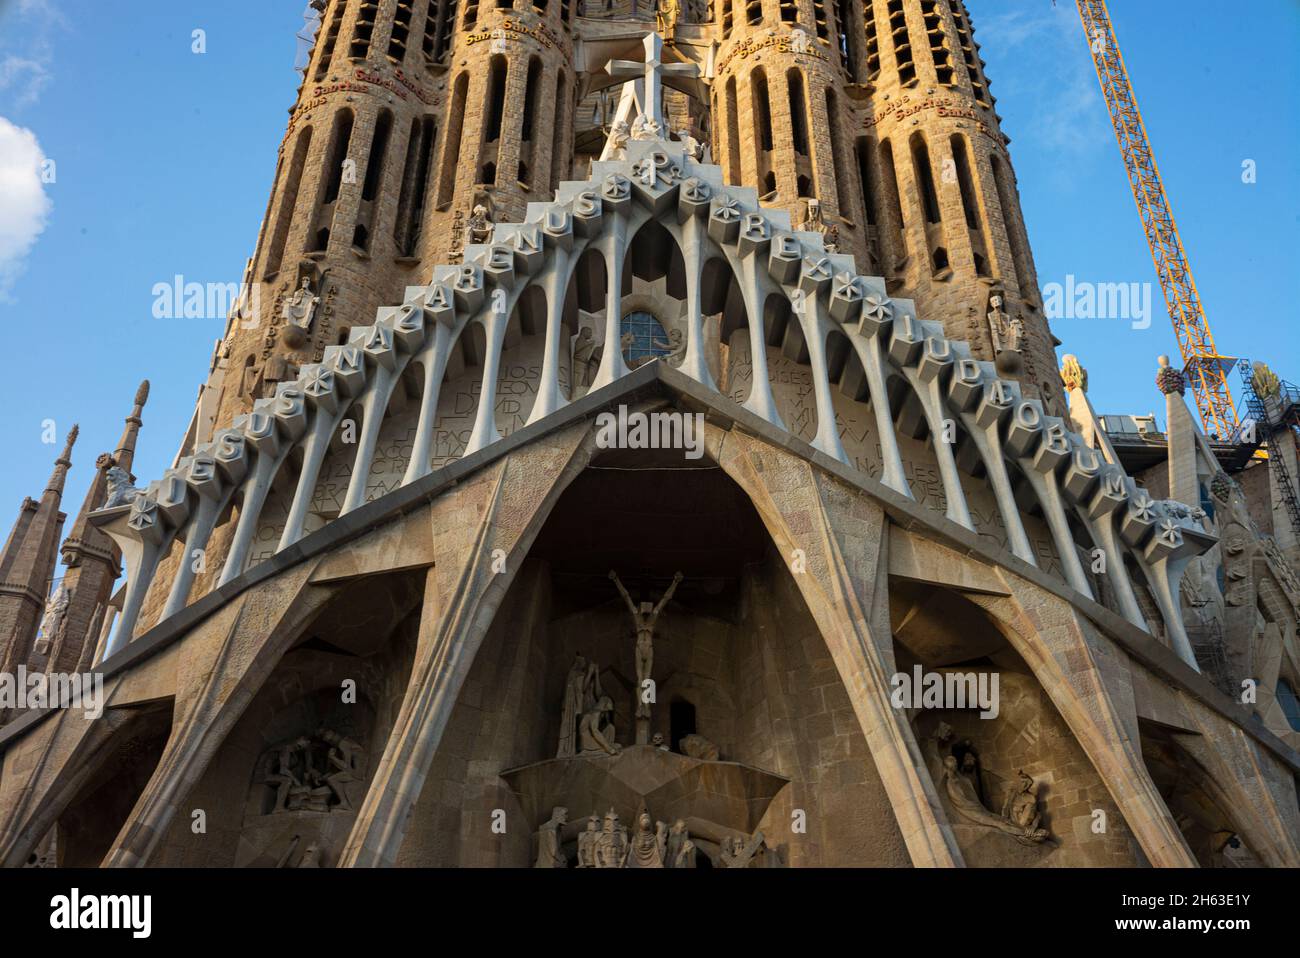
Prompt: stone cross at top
<box><xmin>601</xmin><ymin>32</ymin><xmax>700</xmax><ymax>159</ymax></box>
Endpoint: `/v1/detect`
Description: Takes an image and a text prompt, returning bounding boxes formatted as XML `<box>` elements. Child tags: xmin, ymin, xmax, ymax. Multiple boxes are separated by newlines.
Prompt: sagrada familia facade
<box><xmin>0</xmin><ymin>0</ymin><xmax>1297</xmax><ymax>869</ymax></box>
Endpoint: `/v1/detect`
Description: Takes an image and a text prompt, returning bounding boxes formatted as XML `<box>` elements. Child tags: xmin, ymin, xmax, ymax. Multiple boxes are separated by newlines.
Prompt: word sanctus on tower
<box><xmin>1</xmin><ymin>0</ymin><xmax>1297</xmax><ymax>870</ymax></box>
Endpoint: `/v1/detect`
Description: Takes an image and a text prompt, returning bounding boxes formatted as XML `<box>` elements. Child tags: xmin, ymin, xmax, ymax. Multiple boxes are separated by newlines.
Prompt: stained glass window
<box><xmin>620</xmin><ymin>311</ymin><xmax>671</xmax><ymax>365</ymax></box>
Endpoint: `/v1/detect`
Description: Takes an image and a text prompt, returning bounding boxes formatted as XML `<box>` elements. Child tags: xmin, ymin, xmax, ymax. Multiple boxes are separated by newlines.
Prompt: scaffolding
<box><xmin>1237</xmin><ymin>359</ymin><xmax>1300</xmax><ymax>539</ymax></box>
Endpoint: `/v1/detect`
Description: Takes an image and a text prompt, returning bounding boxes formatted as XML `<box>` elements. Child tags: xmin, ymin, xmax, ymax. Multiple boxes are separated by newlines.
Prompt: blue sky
<box><xmin>0</xmin><ymin>0</ymin><xmax>1296</xmax><ymax>521</ymax></box>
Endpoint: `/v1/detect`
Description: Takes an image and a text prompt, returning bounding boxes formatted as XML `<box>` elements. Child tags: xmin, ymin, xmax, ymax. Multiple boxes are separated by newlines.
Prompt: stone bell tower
<box><xmin>709</xmin><ymin>0</ymin><xmax>1064</xmax><ymax>414</ymax></box>
<box><xmin>199</xmin><ymin>0</ymin><xmax>580</xmax><ymax>437</ymax></box>
<box><xmin>202</xmin><ymin>0</ymin><xmax>1062</xmax><ymax>437</ymax></box>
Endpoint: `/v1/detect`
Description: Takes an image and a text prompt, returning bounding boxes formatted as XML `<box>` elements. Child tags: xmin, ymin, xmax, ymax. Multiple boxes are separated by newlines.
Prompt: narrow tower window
<box><xmin>395</xmin><ymin>116</ymin><xmax>437</xmax><ymax>257</ymax></box>
<box><xmin>436</xmin><ymin>73</ymin><xmax>468</xmax><ymax>208</ymax></box>
<box><xmin>910</xmin><ymin>133</ymin><xmax>941</xmax><ymax>224</ymax></box>
<box><xmin>264</xmin><ymin>126</ymin><xmax>312</xmax><ymax>278</ymax></box>
<box><xmin>519</xmin><ymin>57</ymin><xmax>543</xmax><ymax>187</ymax></box>
<box><xmin>921</xmin><ymin>0</ymin><xmax>954</xmax><ymax>85</ymax></box>
<box><xmin>752</xmin><ymin>67</ymin><xmax>775</xmax><ymax>197</ymax></box>
<box><xmin>787</xmin><ymin>69</ymin><xmax>809</xmax><ymax>156</ymax></box>
<box><xmin>350</xmin><ymin>2</ymin><xmax>379</xmax><ymax>60</ymax></box>
<box><xmin>550</xmin><ymin>72</ymin><xmax>569</xmax><ymax>192</ymax></box>
<box><xmin>423</xmin><ymin>0</ymin><xmax>457</xmax><ymax>64</ymax></box>
<box><xmin>313</xmin><ymin>2</ymin><xmax>347</xmax><ymax>82</ymax></box>
<box><xmin>724</xmin><ymin>76</ymin><xmax>741</xmax><ymax>184</ymax></box>
<box><xmin>477</xmin><ymin>55</ymin><xmax>508</xmax><ymax>185</ymax></box>
<box><xmin>353</xmin><ymin>109</ymin><xmax>393</xmax><ymax>252</ymax></box>
<box><xmin>824</xmin><ymin>88</ymin><xmax>849</xmax><ymax>218</ymax></box>
<box><xmin>887</xmin><ymin>0</ymin><xmax>914</xmax><ymax>85</ymax></box>
<box><xmin>813</xmin><ymin>0</ymin><xmax>829</xmax><ymax>42</ymax></box>
<box><xmin>864</xmin><ymin>0</ymin><xmax>881</xmax><ymax>80</ymax></box>
<box><xmin>753</xmin><ymin>68</ymin><xmax>773</xmax><ymax>152</ymax></box>
<box><xmin>991</xmin><ymin>154</ymin><xmax>1034</xmax><ymax>300</ymax></box>
<box><xmin>952</xmin><ymin>0</ymin><xmax>990</xmax><ymax>105</ymax></box>
<box><xmin>388</xmin><ymin>0</ymin><xmax>414</xmax><ymax>63</ymax></box>
<box><xmin>308</xmin><ymin>109</ymin><xmax>355</xmax><ymax>253</ymax></box>
<box><xmin>856</xmin><ymin>135</ymin><xmax>881</xmax><ymax>272</ymax></box>
<box><xmin>835</xmin><ymin>0</ymin><xmax>859</xmax><ymax>80</ymax></box>
<box><xmin>463</xmin><ymin>0</ymin><xmax>480</xmax><ymax>29</ymax></box>
<box><xmin>879</xmin><ymin>138</ymin><xmax>906</xmax><ymax>271</ymax></box>
<box><xmin>949</xmin><ymin>133</ymin><xmax>991</xmax><ymax>276</ymax></box>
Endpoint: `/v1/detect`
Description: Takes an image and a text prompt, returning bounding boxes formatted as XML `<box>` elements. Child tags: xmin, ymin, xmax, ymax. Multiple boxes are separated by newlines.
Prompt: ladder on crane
<box><xmin>1073</xmin><ymin>0</ymin><xmax>1239</xmax><ymax>441</ymax></box>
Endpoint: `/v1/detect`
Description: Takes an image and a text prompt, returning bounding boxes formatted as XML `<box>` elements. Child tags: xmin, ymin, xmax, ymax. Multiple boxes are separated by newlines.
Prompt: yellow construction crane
<box><xmin>1073</xmin><ymin>0</ymin><xmax>1239</xmax><ymax>440</ymax></box>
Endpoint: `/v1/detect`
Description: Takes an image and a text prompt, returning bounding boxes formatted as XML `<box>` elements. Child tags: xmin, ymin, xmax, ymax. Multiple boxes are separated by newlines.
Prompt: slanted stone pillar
<box><xmin>1159</xmin><ymin>355</ymin><xmax>1202</xmax><ymax>509</ymax></box>
<box><xmin>339</xmin><ymin>424</ymin><xmax>592</xmax><ymax>866</ymax></box>
<box><xmin>968</xmin><ymin>582</ymin><xmax>1199</xmax><ymax>868</ymax></box>
<box><xmin>103</xmin><ymin>562</ymin><xmax>337</xmax><ymax>867</ymax></box>
<box><xmin>1060</xmin><ymin>355</ymin><xmax>1119</xmax><ymax>465</ymax></box>
<box><xmin>711</xmin><ymin>427</ymin><xmax>964</xmax><ymax>867</ymax></box>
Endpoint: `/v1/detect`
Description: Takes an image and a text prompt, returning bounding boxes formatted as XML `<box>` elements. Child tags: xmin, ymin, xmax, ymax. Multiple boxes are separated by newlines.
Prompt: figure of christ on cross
<box><xmin>608</xmin><ymin>570</ymin><xmax>683</xmax><ymax>732</ymax></box>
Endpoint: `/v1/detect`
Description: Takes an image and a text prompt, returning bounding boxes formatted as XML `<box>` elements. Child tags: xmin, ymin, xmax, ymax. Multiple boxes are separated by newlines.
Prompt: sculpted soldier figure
<box><xmin>318</xmin><ymin>728</ymin><xmax>363</xmax><ymax>810</ymax></box>
<box><xmin>595</xmin><ymin>808</ymin><xmax>629</xmax><ymax>868</ymax></box>
<box><xmin>534</xmin><ymin>806</ymin><xmax>569</xmax><ymax>868</ymax></box>
<box><xmin>576</xmin><ymin>814</ymin><xmax>600</xmax><ymax>868</ymax></box>
<box><xmin>264</xmin><ymin>738</ymin><xmax>308</xmax><ymax>813</ymax></box>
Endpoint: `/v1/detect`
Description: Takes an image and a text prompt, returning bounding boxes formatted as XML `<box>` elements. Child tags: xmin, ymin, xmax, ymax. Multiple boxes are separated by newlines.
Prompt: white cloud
<box><xmin>0</xmin><ymin>54</ymin><xmax>50</xmax><ymax>107</ymax></box>
<box><xmin>0</xmin><ymin>0</ymin><xmax>62</xmax><ymax>110</ymax></box>
<box><xmin>0</xmin><ymin>115</ymin><xmax>51</xmax><ymax>300</ymax></box>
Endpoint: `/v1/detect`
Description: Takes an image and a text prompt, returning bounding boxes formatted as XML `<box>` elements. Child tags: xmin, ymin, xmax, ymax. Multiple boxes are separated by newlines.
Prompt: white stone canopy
<box><xmin>93</xmin><ymin>117</ymin><xmax>1215</xmax><ymax>671</ymax></box>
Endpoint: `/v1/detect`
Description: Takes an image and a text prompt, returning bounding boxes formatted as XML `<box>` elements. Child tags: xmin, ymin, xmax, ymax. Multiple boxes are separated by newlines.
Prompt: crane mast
<box><xmin>1074</xmin><ymin>0</ymin><xmax>1238</xmax><ymax>440</ymax></box>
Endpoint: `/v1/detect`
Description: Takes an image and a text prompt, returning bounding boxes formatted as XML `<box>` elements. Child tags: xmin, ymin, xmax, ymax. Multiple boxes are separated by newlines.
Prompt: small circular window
<box><xmin>620</xmin><ymin>312</ymin><xmax>671</xmax><ymax>367</ymax></box>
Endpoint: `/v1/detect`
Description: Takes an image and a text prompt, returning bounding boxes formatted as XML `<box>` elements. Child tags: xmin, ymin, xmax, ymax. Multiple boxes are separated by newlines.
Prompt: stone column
<box><xmin>713</xmin><ymin>427</ymin><xmax>965</xmax><ymax>867</ymax></box>
<box><xmin>1159</xmin><ymin>356</ymin><xmax>1202</xmax><ymax>509</ymax></box>
<box><xmin>339</xmin><ymin>424</ymin><xmax>592</xmax><ymax>866</ymax></box>
<box><xmin>103</xmin><ymin>563</ymin><xmax>337</xmax><ymax>866</ymax></box>
<box><xmin>968</xmin><ymin>582</ymin><xmax>1199</xmax><ymax>868</ymax></box>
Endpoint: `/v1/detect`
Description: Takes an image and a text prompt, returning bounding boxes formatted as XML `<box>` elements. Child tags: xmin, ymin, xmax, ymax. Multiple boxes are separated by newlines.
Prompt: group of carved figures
<box><xmin>607</xmin><ymin>118</ymin><xmax>703</xmax><ymax>163</ymax></box>
<box><xmin>935</xmin><ymin>729</ymin><xmax>1049</xmax><ymax>846</ymax></box>
<box><xmin>535</xmin><ymin>806</ymin><xmax>764</xmax><ymax>868</ymax></box>
<box><xmin>556</xmin><ymin>571</ymin><xmax>683</xmax><ymax>757</ymax></box>
<box><xmin>261</xmin><ymin>729</ymin><xmax>364</xmax><ymax>814</ymax></box>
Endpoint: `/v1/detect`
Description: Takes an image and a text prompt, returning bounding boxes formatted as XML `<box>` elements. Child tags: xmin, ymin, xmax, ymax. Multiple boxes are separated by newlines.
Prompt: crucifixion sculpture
<box><xmin>609</xmin><ymin>569</ymin><xmax>683</xmax><ymax>743</ymax></box>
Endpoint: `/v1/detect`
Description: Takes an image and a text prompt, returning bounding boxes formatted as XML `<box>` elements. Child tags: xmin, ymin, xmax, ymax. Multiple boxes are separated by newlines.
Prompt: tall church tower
<box><xmin>37</xmin><ymin>382</ymin><xmax>150</xmax><ymax>674</ymax></box>
<box><xmin>202</xmin><ymin>0</ymin><xmax>577</xmax><ymax>437</ymax></box>
<box><xmin>711</xmin><ymin>0</ymin><xmax>1062</xmax><ymax>414</ymax></box>
<box><xmin>198</xmin><ymin>0</ymin><xmax>1061</xmax><ymax>439</ymax></box>
<box><xmin>0</xmin><ymin>426</ymin><xmax>76</xmax><ymax>679</ymax></box>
